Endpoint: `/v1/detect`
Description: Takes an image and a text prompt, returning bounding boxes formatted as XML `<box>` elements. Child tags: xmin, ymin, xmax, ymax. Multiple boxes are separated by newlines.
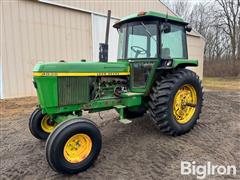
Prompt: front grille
<box><xmin>58</xmin><ymin>77</ymin><xmax>89</xmax><ymax>106</ymax></box>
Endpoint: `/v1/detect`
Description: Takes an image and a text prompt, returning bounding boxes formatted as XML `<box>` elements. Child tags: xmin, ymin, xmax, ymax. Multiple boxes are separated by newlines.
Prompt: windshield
<box><xmin>161</xmin><ymin>24</ymin><xmax>187</xmax><ymax>59</ymax></box>
<box><xmin>117</xmin><ymin>22</ymin><xmax>157</xmax><ymax>59</ymax></box>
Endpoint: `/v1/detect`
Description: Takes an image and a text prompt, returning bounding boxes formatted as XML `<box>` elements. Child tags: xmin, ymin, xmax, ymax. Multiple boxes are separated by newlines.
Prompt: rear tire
<box><xmin>45</xmin><ymin>118</ymin><xmax>102</xmax><ymax>174</ymax></box>
<box><xmin>149</xmin><ymin>69</ymin><xmax>203</xmax><ymax>136</ymax></box>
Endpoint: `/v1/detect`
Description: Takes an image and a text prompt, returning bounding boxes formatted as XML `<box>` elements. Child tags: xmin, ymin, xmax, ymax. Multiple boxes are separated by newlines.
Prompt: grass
<box><xmin>202</xmin><ymin>77</ymin><xmax>240</xmax><ymax>91</ymax></box>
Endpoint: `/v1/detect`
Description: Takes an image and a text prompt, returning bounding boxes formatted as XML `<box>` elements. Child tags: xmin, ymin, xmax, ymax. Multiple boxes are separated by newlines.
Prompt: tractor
<box><xmin>29</xmin><ymin>11</ymin><xmax>203</xmax><ymax>174</ymax></box>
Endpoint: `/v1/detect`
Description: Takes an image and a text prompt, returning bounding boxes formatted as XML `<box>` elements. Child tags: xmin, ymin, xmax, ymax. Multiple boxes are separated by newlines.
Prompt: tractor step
<box><xmin>120</xmin><ymin>92</ymin><xmax>144</xmax><ymax>97</ymax></box>
<box><xmin>119</xmin><ymin>118</ymin><xmax>132</xmax><ymax>124</ymax></box>
<box><xmin>114</xmin><ymin>105</ymin><xmax>126</xmax><ymax>109</ymax></box>
<box><xmin>114</xmin><ymin>105</ymin><xmax>132</xmax><ymax>124</ymax></box>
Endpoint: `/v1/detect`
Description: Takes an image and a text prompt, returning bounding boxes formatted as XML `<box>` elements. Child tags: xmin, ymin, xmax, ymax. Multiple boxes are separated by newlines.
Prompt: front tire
<box><xmin>149</xmin><ymin>69</ymin><xmax>203</xmax><ymax>136</ymax></box>
<box><xmin>46</xmin><ymin>118</ymin><xmax>102</xmax><ymax>174</ymax></box>
<box><xmin>29</xmin><ymin>108</ymin><xmax>57</xmax><ymax>140</ymax></box>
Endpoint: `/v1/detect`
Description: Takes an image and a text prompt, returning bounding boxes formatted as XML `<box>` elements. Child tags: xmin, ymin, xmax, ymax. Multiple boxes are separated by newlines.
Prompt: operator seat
<box><xmin>161</xmin><ymin>48</ymin><xmax>171</xmax><ymax>59</ymax></box>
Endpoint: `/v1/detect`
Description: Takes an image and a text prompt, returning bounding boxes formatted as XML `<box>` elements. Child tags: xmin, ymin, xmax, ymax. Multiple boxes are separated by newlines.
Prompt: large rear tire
<box><xmin>46</xmin><ymin>118</ymin><xmax>102</xmax><ymax>174</ymax></box>
<box><xmin>149</xmin><ymin>69</ymin><xmax>203</xmax><ymax>136</ymax></box>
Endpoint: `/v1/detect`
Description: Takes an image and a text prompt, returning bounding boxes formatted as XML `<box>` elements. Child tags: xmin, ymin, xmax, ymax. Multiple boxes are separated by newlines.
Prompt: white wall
<box><xmin>2</xmin><ymin>0</ymin><xmax>92</xmax><ymax>98</ymax></box>
<box><xmin>92</xmin><ymin>14</ymin><xmax>119</xmax><ymax>61</ymax></box>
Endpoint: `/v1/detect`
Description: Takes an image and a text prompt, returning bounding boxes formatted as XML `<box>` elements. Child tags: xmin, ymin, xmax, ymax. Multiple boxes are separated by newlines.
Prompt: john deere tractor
<box><xmin>29</xmin><ymin>11</ymin><xmax>203</xmax><ymax>174</ymax></box>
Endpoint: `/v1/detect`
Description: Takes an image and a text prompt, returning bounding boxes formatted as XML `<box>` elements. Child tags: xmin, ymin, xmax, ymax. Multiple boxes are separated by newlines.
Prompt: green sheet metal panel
<box><xmin>172</xmin><ymin>59</ymin><xmax>198</xmax><ymax>68</ymax></box>
<box><xmin>33</xmin><ymin>61</ymin><xmax>129</xmax><ymax>73</ymax></box>
<box><xmin>34</xmin><ymin>76</ymin><xmax>58</xmax><ymax>109</ymax></box>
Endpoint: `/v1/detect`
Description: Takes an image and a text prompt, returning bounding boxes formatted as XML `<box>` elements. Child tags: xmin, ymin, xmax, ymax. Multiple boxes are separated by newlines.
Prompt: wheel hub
<box><xmin>63</xmin><ymin>134</ymin><xmax>92</xmax><ymax>163</ymax></box>
<box><xmin>173</xmin><ymin>84</ymin><xmax>197</xmax><ymax>124</ymax></box>
<box><xmin>41</xmin><ymin>115</ymin><xmax>57</xmax><ymax>133</ymax></box>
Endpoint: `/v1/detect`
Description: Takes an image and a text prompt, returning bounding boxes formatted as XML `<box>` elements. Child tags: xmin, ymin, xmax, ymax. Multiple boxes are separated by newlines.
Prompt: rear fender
<box><xmin>173</xmin><ymin>59</ymin><xmax>198</xmax><ymax>68</ymax></box>
<box><xmin>158</xmin><ymin>59</ymin><xmax>198</xmax><ymax>70</ymax></box>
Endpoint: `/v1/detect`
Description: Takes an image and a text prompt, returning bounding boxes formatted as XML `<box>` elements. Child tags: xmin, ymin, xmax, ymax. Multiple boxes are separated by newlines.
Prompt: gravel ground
<box><xmin>0</xmin><ymin>91</ymin><xmax>239</xmax><ymax>180</ymax></box>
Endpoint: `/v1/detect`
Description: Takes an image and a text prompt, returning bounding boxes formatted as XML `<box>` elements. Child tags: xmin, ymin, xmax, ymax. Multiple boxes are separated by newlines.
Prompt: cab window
<box><xmin>161</xmin><ymin>24</ymin><xmax>187</xmax><ymax>59</ymax></box>
<box><xmin>117</xmin><ymin>22</ymin><xmax>157</xmax><ymax>59</ymax></box>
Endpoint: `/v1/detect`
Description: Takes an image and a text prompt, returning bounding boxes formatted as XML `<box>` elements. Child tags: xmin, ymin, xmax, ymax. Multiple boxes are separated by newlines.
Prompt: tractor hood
<box><xmin>33</xmin><ymin>61</ymin><xmax>130</xmax><ymax>77</ymax></box>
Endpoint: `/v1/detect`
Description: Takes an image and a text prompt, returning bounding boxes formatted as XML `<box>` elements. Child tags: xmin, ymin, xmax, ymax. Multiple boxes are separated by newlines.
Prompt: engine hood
<box><xmin>33</xmin><ymin>61</ymin><xmax>130</xmax><ymax>77</ymax></box>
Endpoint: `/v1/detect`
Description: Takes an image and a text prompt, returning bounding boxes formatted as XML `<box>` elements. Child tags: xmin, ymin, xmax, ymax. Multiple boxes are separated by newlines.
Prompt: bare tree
<box><xmin>185</xmin><ymin>2</ymin><xmax>226</xmax><ymax>61</ymax></box>
<box><xmin>216</xmin><ymin>0</ymin><xmax>240</xmax><ymax>60</ymax></box>
<box><xmin>171</xmin><ymin>0</ymin><xmax>191</xmax><ymax>20</ymax></box>
<box><xmin>237</xmin><ymin>15</ymin><xmax>240</xmax><ymax>60</ymax></box>
<box><xmin>162</xmin><ymin>0</ymin><xmax>198</xmax><ymax>24</ymax></box>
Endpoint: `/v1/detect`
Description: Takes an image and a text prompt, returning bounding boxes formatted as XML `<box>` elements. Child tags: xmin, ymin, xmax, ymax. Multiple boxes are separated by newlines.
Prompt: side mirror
<box><xmin>185</xmin><ymin>25</ymin><xmax>192</xmax><ymax>32</ymax></box>
<box><xmin>163</xmin><ymin>23</ymin><xmax>171</xmax><ymax>33</ymax></box>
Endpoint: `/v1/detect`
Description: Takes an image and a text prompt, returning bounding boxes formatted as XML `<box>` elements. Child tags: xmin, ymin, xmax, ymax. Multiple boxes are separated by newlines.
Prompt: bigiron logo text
<box><xmin>181</xmin><ymin>161</ymin><xmax>238</xmax><ymax>179</ymax></box>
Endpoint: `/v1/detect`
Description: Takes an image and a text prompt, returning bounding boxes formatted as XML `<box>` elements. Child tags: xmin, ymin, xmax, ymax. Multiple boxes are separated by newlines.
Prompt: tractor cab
<box><xmin>114</xmin><ymin>11</ymin><xmax>192</xmax><ymax>91</ymax></box>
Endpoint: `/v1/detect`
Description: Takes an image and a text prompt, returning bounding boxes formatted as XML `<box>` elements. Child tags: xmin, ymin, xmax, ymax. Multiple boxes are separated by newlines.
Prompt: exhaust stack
<box><xmin>99</xmin><ymin>10</ymin><xmax>111</xmax><ymax>62</ymax></box>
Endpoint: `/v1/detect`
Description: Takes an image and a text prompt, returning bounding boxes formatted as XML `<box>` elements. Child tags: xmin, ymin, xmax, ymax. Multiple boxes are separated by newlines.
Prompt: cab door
<box><xmin>125</xmin><ymin>21</ymin><xmax>158</xmax><ymax>92</ymax></box>
<box><xmin>129</xmin><ymin>59</ymin><xmax>157</xmax><ymax>92</ymax></box>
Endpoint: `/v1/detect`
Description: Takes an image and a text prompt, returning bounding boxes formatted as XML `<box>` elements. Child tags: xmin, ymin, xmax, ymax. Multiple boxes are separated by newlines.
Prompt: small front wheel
<box><xmin>45</xmin><ymin>118</ymin><xmax>102</xmax><ymax>174</ymax></box>
<box><xmin>29</xmin><ymin>108</ymin><xmax>57</xmax><ymax>140</ymax></box>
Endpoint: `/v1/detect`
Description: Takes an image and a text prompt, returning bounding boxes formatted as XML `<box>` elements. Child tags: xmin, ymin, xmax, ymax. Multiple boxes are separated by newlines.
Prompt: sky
<box><xmin>161</xmin><ymin>0</ymin><xmax>209</xmax><ymax>5</ymax></box>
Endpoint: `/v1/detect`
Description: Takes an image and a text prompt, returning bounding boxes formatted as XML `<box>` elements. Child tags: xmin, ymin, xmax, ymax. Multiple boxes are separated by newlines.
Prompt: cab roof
<box><xmin>113</xmin><ymin>11</ymin><xmax>187</xmax><ymax>28</ymax></box>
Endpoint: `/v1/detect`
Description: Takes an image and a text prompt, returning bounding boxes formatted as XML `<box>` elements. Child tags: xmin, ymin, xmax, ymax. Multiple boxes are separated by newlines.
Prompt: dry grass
<box><xmin>203</xmin><ymin>60</ymin><xmax>240</xmax><ymax>77</ymax></box>
<box><xmin>202</xmin><ymin>77</ymin><xmax>240</xmax><ymax>91</ymax></box>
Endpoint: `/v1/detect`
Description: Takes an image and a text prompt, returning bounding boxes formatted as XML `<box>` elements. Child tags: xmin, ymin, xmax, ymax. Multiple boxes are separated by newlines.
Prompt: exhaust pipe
<box><xmin>99</xmin><ymin>10</ymin><xmax>111</xmax><ymax>62</ymax></box>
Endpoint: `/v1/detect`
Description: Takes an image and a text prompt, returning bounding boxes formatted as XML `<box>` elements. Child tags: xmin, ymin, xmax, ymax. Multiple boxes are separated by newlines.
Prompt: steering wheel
<box><xmin>131</xmin><ymin>46</ymin><xmax>147</xmax><ymax>58</ymax></box>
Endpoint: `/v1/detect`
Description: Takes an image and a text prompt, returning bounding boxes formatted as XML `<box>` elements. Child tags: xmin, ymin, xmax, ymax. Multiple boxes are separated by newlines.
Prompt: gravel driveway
<box><xmin>0</xmin><ymin>91</ymin><xmax>239</xmax><ymax>180</ymax></box>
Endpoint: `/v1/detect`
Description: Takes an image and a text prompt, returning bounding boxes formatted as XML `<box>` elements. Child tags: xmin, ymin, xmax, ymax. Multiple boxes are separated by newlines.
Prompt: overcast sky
<box><xmin>162</xmin><ymin>0</ymin><xmax>209</xmax><ymax>5</ymax></box>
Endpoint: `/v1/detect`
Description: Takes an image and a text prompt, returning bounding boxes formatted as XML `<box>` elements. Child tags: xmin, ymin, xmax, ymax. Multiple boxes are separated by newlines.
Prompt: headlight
<box><xmin>161</xmin><ymin>59</ymin><xmax>173</xmax><ymax>67</ymax></box>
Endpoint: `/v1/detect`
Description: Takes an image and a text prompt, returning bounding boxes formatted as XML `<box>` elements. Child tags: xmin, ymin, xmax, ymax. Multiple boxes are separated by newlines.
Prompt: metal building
<box><xmin>1</xmin><ymin>0</ymin><xmax>205</xmax><ymax>99</ymax></box>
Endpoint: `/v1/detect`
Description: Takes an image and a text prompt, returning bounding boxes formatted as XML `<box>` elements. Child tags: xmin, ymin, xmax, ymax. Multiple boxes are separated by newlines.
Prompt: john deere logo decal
<box><xmin>33</xmin><ymin>72</ymin><xmax>129</xmax><ymax>77</ymax></box>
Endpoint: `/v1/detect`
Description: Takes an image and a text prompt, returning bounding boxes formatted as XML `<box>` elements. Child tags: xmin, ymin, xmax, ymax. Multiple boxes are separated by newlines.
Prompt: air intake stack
<box><xmin>99</xmin><ymin>10</ymin><xmax>111</xmax><ymax>62</ymax></box>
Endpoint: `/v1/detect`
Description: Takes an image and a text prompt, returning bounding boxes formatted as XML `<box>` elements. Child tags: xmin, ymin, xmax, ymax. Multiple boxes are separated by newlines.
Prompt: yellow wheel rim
<box><xmin>173</xmin><ymin>84</ymin><xmax>197</xmax><ymax>124</ymax></box>
<box><xmin>63</xmin><ymin>134</ymin><xmax>92</xmax><ymax>163</ymax></box>
<box><xmin>41</xmin><ymin>115</ymin><xmax>56</xmax><ymax>133</ymax></box>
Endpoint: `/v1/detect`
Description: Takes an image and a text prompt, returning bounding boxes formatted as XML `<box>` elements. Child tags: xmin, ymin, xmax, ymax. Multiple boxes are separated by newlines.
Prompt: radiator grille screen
<box><xmin>58</xmin><ymin>77</ymin><xmax>89</xmax><ymax>106</ymax></box>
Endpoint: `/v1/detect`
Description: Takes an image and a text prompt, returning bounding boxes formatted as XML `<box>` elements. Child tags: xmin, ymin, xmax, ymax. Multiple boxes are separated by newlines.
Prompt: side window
<box><xmin>117</xmin><ymin>25</ymin><xmax>127</xmax><ymax>59</ymax></box>
<box><xmin>161</xmin><ymin>24</ymin><xmax>187</xmax><ymax>59</ymax></box>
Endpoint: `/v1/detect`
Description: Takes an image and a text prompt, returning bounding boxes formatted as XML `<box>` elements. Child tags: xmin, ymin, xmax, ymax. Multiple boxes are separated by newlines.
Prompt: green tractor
<box><xmin>29</xmin><ymin>11</ymin><xmax>203</xmax><ymax>174</ymax></box>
